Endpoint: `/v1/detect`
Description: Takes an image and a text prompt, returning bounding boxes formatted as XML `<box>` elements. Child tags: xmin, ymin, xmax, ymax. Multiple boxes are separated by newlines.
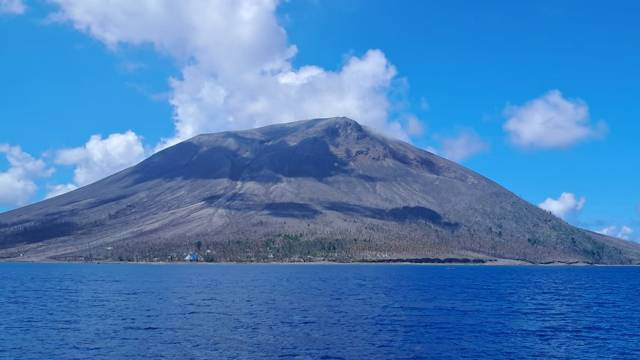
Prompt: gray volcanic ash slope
<box><xmin>1</xmin><ymin>117</ymin><xmax>639</xmax><ymax>264</ymax></box>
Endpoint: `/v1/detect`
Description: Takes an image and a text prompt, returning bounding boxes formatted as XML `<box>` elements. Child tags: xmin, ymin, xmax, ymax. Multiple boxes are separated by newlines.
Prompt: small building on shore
<box><xmin>184</xmin><ymin>252</ymin><xmax>200</xmax><ymax>262</ymax></box>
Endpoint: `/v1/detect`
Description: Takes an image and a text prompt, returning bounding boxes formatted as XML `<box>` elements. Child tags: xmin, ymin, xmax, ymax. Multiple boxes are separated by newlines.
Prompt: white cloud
<box><xmin>0</xmin><ymin>145</ymin><xmax>53</xmax><ymax>207</ymax></box>
<box><xmin>55</xmin><ymin>131</ymin><xmax>145</xmax><ymax>187</ymax></box>
<box><xmin>45</xmin><ymin>183</ymin><xmax>78</xmax><ymax>199</ymax></box>
<box><xmin>424</xmin><ymin>146</ymin><xmax>439</xmax><ymax>155</ymax></box>
<box><xmin>163</xmin><ymin>49</ymin><xmax>402</xmax><ymax>147</ymax></box>
<box><xmin>598</xmin><ymin>225</ymin><xmax>633</xmax><ymax>240</ymax></box>
<box><xmin>406</xmin><ymin>115</ymin><xmax>424</xmax><ymax>136</ymax></box>
<box><xmin>438</xmin><ymin>130</ymin><xmax>488</xmax><ymax>162</ymax></box>
<box><xmin>0</xmin><ymin>0</ymin><xmax>25</xmax><ymax>14</ymax></box>
<box><xmin>504</xmin><ymin>90</ymin><xmax>606</xmax><ymax>149</ymax></box>
<box><xmin>49</xmin><ymin>0</ymin><xmax>414</xmax><ymax>150</ymax></box>
<box><xmin>538</xmin><ymin>192</ymin><xmax>586</xmax><ymax>219</ymax></box>
<box><xmin>620</xmin><ymin>226</ymin><xmax>633</xmax><ymax>239</ymax></box>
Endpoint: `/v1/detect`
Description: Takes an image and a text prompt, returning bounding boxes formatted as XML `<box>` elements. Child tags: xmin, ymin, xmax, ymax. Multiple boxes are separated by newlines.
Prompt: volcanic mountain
<box><xmin>1</xmin><ymin>117</ymin><xmax>638</xmax><ymax>264</ymax></box>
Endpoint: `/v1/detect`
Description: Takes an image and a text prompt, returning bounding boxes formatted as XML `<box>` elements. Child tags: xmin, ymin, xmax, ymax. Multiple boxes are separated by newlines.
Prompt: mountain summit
<box><xmin>1</xmin><ymin>117</ymin><xmax>639</xmax><ymax>264</ymax></box>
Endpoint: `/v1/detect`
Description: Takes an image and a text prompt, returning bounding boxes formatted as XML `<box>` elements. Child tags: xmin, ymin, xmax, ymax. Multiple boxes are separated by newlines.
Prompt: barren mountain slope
<box><xmin>1</xmin><ymin>117</ymin><xmax>638</xmax><ymax>264</ymax></box>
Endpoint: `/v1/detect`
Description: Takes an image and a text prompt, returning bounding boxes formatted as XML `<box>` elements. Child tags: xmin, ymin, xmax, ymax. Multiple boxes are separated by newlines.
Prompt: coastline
<box><xmin>1</xmin><ymin>258</ymin><xmax>636</xmax><ymax>266</ymax></box>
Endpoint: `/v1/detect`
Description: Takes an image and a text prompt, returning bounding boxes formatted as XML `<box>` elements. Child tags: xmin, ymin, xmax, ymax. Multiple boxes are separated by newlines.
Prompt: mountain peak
<box><xmin>190</xmin><ymin>117</ymin><xmax>365</xmax><ymax>146</ymax></box>
<box><xmin>1</xmin><ymin>118</ymin><xmax>639</xmax><ymax>264</ymax></box>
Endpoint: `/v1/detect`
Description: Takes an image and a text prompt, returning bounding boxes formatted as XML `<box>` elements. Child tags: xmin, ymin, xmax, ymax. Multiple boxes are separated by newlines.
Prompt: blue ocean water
<box><xmin>0</xmin><ymin>264</ymin><xmax>639</xmax><ymax>359</ymax></box>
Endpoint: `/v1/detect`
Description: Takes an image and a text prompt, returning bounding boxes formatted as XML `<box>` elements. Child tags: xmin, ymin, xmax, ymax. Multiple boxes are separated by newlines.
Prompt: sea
<box><xmin>1</xmin><ymin>263</ymin><xmax>639</xmax><ymax>359</ymax></box>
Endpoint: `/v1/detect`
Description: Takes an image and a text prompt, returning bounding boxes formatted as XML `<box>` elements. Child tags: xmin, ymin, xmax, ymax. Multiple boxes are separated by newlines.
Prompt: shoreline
<box><xmin>1</xmin><ymin>259</ymin><xmax>637</xmax><ymax>266</ymax></box>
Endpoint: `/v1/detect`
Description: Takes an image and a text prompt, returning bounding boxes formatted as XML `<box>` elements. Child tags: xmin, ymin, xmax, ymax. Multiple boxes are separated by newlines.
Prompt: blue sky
<box><xmin>1</xmin><ymin>0</ymin><xmax>639</xmax><ymax>240</ymax></box>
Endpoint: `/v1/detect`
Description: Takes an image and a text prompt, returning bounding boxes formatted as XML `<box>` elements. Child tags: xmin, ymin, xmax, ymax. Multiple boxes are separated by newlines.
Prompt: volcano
<box><xmin>1</xmin><ymin>117</ymin><xmax>638</xmax><ymax>264</ymax></box>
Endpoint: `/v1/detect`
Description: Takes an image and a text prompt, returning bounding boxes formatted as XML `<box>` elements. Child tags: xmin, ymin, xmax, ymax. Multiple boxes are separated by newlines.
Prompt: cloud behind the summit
<box><xmin>50</xmin><ymin>0</ymin><xmax>419</xmax><ymax>151</ymax></box>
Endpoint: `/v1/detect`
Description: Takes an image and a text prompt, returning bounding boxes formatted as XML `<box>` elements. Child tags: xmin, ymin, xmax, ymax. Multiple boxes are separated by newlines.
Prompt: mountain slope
<box><xmin>1</xmin><ymin>117</ymin><xmax>639</xmax><ymax>264</ymax></box>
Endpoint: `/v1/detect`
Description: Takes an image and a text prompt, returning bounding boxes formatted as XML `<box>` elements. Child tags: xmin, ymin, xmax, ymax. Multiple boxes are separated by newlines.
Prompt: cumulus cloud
<box><xmin>0</xmin><ymin>0</ymin><xmax>25</xmax><ymax>14</ymax></box>
<box><xmin>538</xmin><ymin>192</ymin><xmax>586</xmax><ymax>219</ymax></box>
<box><xmin>406</xmin><ymin>115</ymin><xmax>424</xmax><ymax>136</ymax></box>
<box><xmin>55</xmin><ymin>131</ymin><xmax>145</xmax><ymax>187</ymax></box>
<box><xmin>49</xmin><ymin>0</ymin><xmax>417</xmax><ymax>150</ymax></box>
<box><xmin>504</xmin><ymin>90</ymin><xmax>606</xmax><ymax>149</ymax></box>
<box><xmin>45</xmin><ymin>183</ymin><xmax>78</xmax><ymax>199</ymax></box>
<box><xmin>0</xmin><ymin>145</ymin><xmax>53</xmax><ymax>207</ymax></box>
<box><xmin>438</xmin><ymin>130</ymin><xmax>488</xmax><ymax>162</ymax></box>
<box><xmin>598</xmin><ymin>225</ymin><xmax>633</xmax><ymax>240</ymax></box>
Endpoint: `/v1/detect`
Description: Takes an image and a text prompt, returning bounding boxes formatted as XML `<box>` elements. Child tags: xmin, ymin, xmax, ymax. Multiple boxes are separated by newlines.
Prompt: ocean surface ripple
<box><xmin>1</xmin><ymin>263</ymin><xmax>639</xmax><ymax>359</ymax></box>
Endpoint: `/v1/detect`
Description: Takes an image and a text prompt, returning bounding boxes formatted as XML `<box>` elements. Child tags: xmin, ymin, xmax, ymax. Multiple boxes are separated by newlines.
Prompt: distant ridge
<box><xmin>1</xmin><ymin>117</ymin><xmax>639</xmax><ymax>264</ymax></box>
